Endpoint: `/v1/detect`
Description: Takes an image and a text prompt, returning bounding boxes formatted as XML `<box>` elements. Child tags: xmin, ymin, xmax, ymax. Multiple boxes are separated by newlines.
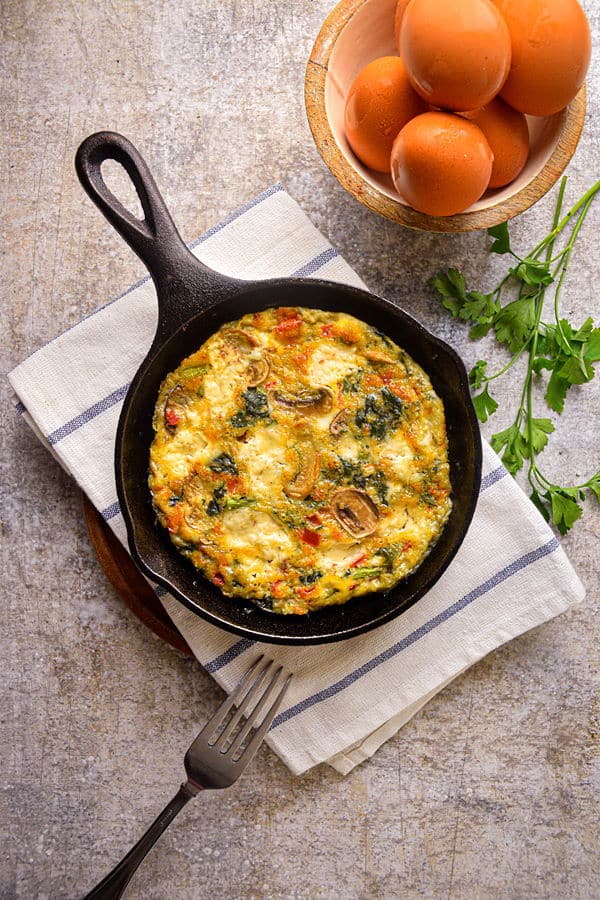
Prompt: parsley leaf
<box><xmin>530</xmin><ymin>489</ymin><xmax>551</xmax><ymax>522</ymax></box>
<box><xmin>472</xmin><ymin>386</ymin><xmax>498</xmax><ymax>423</ymax></box>
<box><xmin>552</xmin><ymin>319</ymin><xmax>576</xmax><ymax>354</ymax></box>
<box><xmin>444</xmin><ymin>268</ymin><xmax>468</xmax><ymax>300</ymax></box>
<box><xmin>549</xmin><ymin>488</ymin><xmax>583</xmax><ymax>535</ymax></box>
<box><xmin>458</xmin><ymin>291</ymin><xmax>499</xmax><ymax>323</ymax></box>
<box><xmin>487</xmin><ymin>222</ymin><xmax>511</xmax><ymax>254</ymax></box>
<box><xmin>526</xmin><ymin>418</ymin><xmax>554</xmax><ymax>455</ymax></box>
<box><xmin>588</xmin><ymin>474</ymin><xmax>600</xmax><ymax>503</ymax></box>
<box><xmin>494</xmin><ymin>297</ymin><xmax>536</xmax><ymax>352</ymax></box>
<box><xmin>531</xmin><ymin>356</ymin><xmax>555</xmax><ymax>374</ymax></box>
<box><xmin>584</xmin><ymin>328</ymin><xmax>600</xmax><ymax>362</ymax></box>
<box><xmin>545</xmin><ymin>368</ymin><xmax>570</xmax><ymax>413</ymax></box>
<box><xmin>428</xmin><ymin>268</ymin><xmax>467</xmax><ymax>317</ymax></box>
<box><xmin>491</xmin><ymin>424</ymin><xmax>527</xmax><ymax>474</ymax></box>
<box><xmin>558</xmin><ymin>353</ymin><xmax>594</xmax><ymax>384</ymax></box>
<box><xmin>573</xmin><ymin>317</ymin><xmax>595</xmax><ymax>342</ymax></box>
<box><xmin>469</xmin><ymin>360</ymin><xmax>488</xmax><ymax>390</ymax></box>
<box><xmin>513</xmin><ymin>259</ymin><xmax>553</xmax><ymax>287</ymax></box>
<box><xmin>469</xmin><ymin>320</ymin><xmax>494</xmax><ymax>340</ymax></box>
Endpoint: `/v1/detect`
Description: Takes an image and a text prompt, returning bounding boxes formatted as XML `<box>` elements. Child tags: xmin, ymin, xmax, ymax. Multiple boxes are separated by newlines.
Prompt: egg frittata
<box><xmin>148</xmin><ymin>307</ymin><xmax>452</xmax><ymax>614</ymax></box>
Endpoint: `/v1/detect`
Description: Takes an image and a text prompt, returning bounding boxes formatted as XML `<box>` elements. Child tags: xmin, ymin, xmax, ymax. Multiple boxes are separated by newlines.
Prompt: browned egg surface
<box><xmin>149</xmin><ymin>307</ymin><xmax>452</xmax><ymax>614</ymax></box>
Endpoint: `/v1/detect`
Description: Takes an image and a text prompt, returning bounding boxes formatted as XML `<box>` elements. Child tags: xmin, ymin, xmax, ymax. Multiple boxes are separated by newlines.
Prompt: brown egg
<box><xmin>394</xmin><ymin>0</ymin><xmax>413</xmax><ymax>47</ymax></box>
<box><xmin>390</xmin><ymin>111</ymin><xmax>493</xmax><ymax>216</ymax></box>
<box><xmin>493</xmin><ymin>0</ymin><xmax>591</xmax><ymax>116</ymax></box>
<box><xmin>344</xmin><ymin>56</ymin><xmax>427</xmax><ymax>173</ymax></box>
<box><xmin>400</xmin><ymin>0</ymin><xmax>512</xmax><ymax>111</ymax></box>
<box><xmin>467</xmin><ymin>99</ymin><xmax>529</xmax><ymax>187</ymax></box>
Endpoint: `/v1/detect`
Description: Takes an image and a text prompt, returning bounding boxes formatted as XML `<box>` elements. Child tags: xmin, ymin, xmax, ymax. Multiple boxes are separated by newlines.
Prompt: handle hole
<box><xmin>101</xmin><ymin>159</ymin><xmax>144</xmax><ymax>221</ymax></box>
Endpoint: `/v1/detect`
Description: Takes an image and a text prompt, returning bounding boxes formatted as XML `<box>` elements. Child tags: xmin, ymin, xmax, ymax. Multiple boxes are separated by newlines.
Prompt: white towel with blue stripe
<box><xmin>8</xmin><ymin>185</ymin><xmax>585</xmax><ymax>776</ymax></box>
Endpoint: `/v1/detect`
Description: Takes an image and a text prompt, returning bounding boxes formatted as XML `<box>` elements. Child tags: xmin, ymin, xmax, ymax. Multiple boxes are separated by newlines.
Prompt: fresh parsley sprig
<box><xmin>430</xmin><ymin>177</ymin><xmax>600</xmax><ymax>534</ymax></box>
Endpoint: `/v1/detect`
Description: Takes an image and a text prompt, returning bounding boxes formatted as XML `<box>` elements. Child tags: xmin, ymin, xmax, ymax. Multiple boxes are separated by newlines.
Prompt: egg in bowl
<box><xmin>148</xmin><ymin>307</ymin><xmax>451</xmax><ymax>614</ymax></box>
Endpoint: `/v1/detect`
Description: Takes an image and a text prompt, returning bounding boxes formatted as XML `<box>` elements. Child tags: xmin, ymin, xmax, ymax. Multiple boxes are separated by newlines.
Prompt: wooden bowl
<box><xmin>305</xmin><ymin>0</ymin><xmax>587</xmax><ymax>233</ymax></box>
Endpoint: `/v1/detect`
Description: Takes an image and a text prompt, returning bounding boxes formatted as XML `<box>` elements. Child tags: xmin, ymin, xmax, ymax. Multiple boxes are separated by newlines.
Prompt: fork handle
<box><xmin>84</xmin><ymin>782</ymin><xmax>199</xmax><ymax>900</ymax></box>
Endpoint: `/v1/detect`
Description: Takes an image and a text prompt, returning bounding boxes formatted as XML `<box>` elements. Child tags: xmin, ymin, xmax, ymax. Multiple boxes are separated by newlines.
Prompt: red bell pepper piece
<box><xmin>301</xmin><ymin>528</ymin><xmax>321</xmax><ymax>547</ymax></box>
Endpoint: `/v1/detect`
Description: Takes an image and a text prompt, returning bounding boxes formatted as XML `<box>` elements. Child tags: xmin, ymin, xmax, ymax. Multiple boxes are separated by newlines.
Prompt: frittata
<box><xmin>148</xmin><ymin>307</ymin><xmax>452</xmax><ymax>614</ymax></box>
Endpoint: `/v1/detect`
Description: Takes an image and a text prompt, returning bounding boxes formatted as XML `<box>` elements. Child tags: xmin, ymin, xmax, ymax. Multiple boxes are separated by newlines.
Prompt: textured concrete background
<box><xmin>1</xmin><ymin>1</ymin><xmax>599</xmax><ymax>898</ymax></box>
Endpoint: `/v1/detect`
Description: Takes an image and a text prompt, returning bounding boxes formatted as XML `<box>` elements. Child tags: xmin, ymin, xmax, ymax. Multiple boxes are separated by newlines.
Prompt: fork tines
<box><xmin>202</xmin><ymin>656</ymin><xmax>290</xmax><ymax>761</ymax></box>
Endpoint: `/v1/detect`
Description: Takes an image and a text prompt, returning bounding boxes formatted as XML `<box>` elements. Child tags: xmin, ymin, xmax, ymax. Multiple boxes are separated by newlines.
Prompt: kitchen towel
<box><xmin>8</xmin><ymin>184</ymin><xmax>585</xmax><ymax>776</ymax></box>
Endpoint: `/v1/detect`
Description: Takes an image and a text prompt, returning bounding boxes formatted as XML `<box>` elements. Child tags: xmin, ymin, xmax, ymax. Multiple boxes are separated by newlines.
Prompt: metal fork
<box><xmin>84</xmin><ymin>656</ymin><xmax>291</xmax><ymax>900</ymax></box>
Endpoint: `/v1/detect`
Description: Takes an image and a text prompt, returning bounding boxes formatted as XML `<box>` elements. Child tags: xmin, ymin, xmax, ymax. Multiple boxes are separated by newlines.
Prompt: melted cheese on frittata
<box><xmin>148</xmin><ymin>307</ymin><xmax>452</xmax><ymax>614</ymax></box>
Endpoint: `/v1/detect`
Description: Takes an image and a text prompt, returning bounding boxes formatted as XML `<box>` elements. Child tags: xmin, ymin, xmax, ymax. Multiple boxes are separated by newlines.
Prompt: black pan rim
<box><xmin>115</xmin><ymin>276</ymin><xmax>483</xmax><ymax>646</ymax></box>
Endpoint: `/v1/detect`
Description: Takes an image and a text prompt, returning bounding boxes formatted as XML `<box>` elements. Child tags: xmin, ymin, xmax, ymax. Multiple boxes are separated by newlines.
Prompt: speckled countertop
<box><xmin>1</xmin><ymin>1</ymin><xmax>599</xmax><ymax>898</ymax></box>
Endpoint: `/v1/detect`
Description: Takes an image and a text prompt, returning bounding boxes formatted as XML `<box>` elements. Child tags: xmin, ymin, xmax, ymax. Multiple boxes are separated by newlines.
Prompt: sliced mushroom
<box><xmin>329</xmin><ymin>409</ymin><xmax>350</xmax><ymax>436</ymax></box>
<box><xmin>183</xmin><ymin>473</ymin><xmax>205</xmax><ymax>505</ymax></box>
<box><xmin>224</xmin><ymin>328</ymin><xmax>259</xmax><ymax>350</ymax></box>
<box><xmin>163</xmin><ymin>383</ymin><xmax>191</xmax><ymax>430</ymax></box>
<box><xmin>246</xmin><ymin>355</ymin><xmax>270</xmax><ymax>386</ymax></box>
<box><xmin>285</xmin><ymin>443</ymin><xmax>320</xmax><ymax>500</ymax></box>
<box><xmin>331</xmin><ymin>488</ymin><xmax>379</xmax><ymax>539</ymax></box>
<box><xmin>184</xmin><ymin>507</ymin><xmax>208</xmax><ymax>531</ymax></box>
<box><xmin>365</xmin><ymin>349</ymin><xmax>395</xmax><ymax>365</ymax></box>
<box><xmin>182</xmin><ymin>474</ymin><xmax>213</xmax><ymax>531</ymax></box>
<box><xmin>273</xmin><ymin>386</ymin><xmax>333</xmax><ymax>414</ymax></box>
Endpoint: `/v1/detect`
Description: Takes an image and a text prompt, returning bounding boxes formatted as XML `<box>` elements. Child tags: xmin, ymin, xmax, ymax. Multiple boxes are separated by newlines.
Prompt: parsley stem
<box><xmin>483</xmin><ymin>343</ymin><xmax>530</xmax><ymax>382</ymax></box>
<box><xmin>531</xmin><ymin>465</ymin><xmax>599</xmax><ymax>493</ymax></box>
<box><xmin>492</xmin><ymin>272</ymin><xmax>513</xmax><ymax>303</ymax></box>
<box><xmin>528</xmin><ymin>178</ymin><xmax>600</xmax><ymax>258</ymax></box>
<box><xmin>525</xmin><ymin>176</ymin><xmax>565</xmax><ymax>488</ymax></box>
<box><xmin>553</xmin><ymin>194</ymin><xmax>595</xmax><ymax>339</ymax></box>
<box><xmin>551</xmin><ymin>176</ymin><xmax>567</xmax><ymax>234</ymax></box>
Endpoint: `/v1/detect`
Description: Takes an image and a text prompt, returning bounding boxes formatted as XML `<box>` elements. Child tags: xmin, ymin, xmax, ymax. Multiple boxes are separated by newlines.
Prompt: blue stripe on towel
<box><xmin>47</xmin><ymin>382</ymin><xmax>130</xmax><ymax>445</ymax></box>
<box><xmin>269</xmin><ymin>537</ymin><xmax>559</xmax><ymax>729</ymax></box>
<box><xmin>101</xmin><ymin>501</ymin><xmax>121</xmax><ymax>521</ymax></box>
<box><xmin>189</xmin><ymin>184</ymin><xmax>286</xmax><ymax>246</ymax></box>
<box><xmin>205</xmin><ymin>639</ymin><xmax>255</xmax><ymax>673</ymax></box>
<box><xmin>480</xmin><ymin>466</ymin><xmax>507</xmax><ymax>491</ymax></box>
<box><xmin>292</xmin><ymin>248</ymin><xmax>339</xmax><ymax>277</ymax></box>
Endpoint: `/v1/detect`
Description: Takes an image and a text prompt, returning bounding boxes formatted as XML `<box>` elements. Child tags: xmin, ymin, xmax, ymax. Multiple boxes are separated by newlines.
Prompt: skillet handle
<box><xmin>75</xmin><ymin>132</ymin><xmax>193</xmax><ymax>276</ymax></box>
<box><xmin>75</xmin><ymin>132</ymin><xmax>241</xmax><ymax>335</ymax></box>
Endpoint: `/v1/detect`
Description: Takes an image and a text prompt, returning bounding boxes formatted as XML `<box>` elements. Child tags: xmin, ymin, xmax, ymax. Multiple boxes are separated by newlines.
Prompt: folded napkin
<box><xmin>9</xmin><ymin>184</ymin><xmax>585</xmax><ymax>776</ymax></box>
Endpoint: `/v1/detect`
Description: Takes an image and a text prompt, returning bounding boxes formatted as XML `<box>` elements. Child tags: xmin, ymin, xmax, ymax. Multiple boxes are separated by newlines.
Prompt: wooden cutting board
<box><xmin>83</xmin><ymin>497</ymin><xmax>193</xmax><ymax>656</ymax></box>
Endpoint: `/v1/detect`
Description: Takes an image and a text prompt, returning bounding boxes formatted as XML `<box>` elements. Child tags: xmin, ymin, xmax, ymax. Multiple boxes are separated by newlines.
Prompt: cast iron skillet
<box><xmin>75</xmin><ymin>131</ymin><xmax>482</xmax><ymax>645</ymax></box>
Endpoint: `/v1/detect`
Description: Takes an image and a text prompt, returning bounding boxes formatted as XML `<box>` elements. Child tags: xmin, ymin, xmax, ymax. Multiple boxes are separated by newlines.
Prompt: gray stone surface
<box><xmin>1</xmin><ymin>1</ymin><xmax>598</xmax><ymax>897</ymax></box>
